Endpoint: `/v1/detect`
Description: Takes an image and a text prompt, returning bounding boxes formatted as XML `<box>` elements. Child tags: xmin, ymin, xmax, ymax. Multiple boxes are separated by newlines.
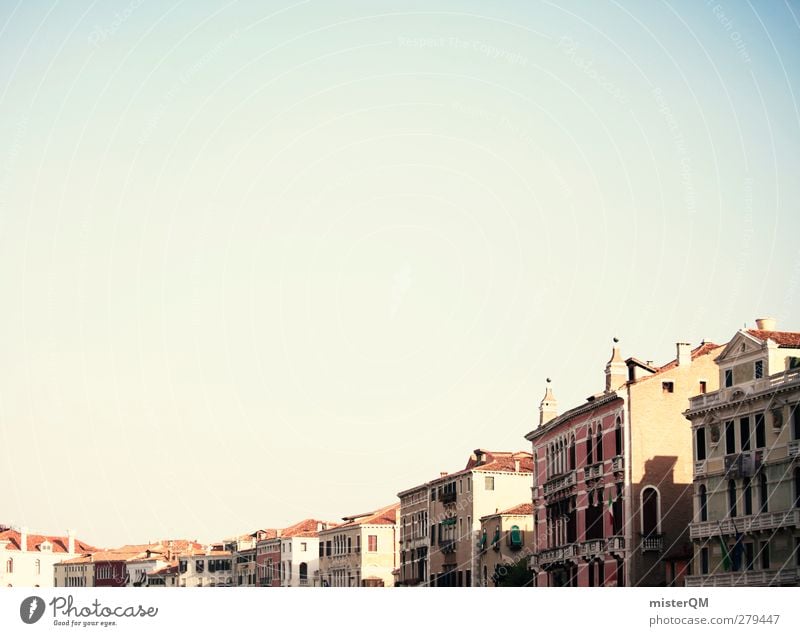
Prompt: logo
<box><xmin>20</xmin><ymin>596</ymin><xmax>45</xmax><ymax>624</ymax></box>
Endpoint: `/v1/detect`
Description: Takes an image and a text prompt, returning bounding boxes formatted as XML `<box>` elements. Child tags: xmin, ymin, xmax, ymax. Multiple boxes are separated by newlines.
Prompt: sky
<box><xmin>0</xmin><ymin>0</ymin><xmax>798</xmax><ymax>548</ymax></box>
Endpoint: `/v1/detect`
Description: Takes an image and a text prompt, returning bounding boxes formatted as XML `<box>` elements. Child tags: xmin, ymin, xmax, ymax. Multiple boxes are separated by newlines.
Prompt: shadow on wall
<box><xmin>633</xmin><ymin>455</ymin><xmax>693</xmax><ymax>586</ymax></box>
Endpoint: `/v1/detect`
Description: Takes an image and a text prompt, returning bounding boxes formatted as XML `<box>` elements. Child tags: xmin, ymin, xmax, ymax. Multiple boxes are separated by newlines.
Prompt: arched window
<box><xmin>35</xmin><ymin>559</ymin><xmax>41</xmax><ymax>576</ymax></box>
<box><xmin>728</xmin><ymin>480</ymin><xmax>738</xmax><ymax>517</ymax></box>
<box><xmin>596</xmin><ymin>425</ymin><xmax>603</xmax><ymax>462</ymax></box>
<box><xmin>641</xmin><ymin>487</ymin><xmax>660</xmax><ymax>536</ymax></box>
<box><xmin>299</xmin><ymin>562</ymin><xmax>307</xmax><ymax>581</ymax></box>
<box><xmin>5</xmin><ymin>558</ymin><xmax>12</xmax><ymax>574</ymax></box>
<box><xmin>587</xmin><ymin>426</ymin><xmax>594</xmax><ymax>464</ymax></box>
<box><xmin>699</xmin><ymin>485</ymin><xmax>708</xmax><ymax>522</ymax></box>
<box><xmin>614</xmin><ymin>417</ymin><xmax>623</xmax><ymax>456</ymax></box>
<box><xmin>568</xmin><ymin>435</ymin><xmax>576</xmax><ymax>470</ymax></box>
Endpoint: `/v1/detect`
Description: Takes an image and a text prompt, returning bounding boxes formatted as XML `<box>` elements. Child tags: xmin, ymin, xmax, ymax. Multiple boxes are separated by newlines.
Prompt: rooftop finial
<box><xmin>613</xmin><ymin>336</ymin><xmax>619</xmax><ymax>344</ymax></box>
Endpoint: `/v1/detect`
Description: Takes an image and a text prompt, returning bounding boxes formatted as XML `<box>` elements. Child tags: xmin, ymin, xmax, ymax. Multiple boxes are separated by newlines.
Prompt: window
<box><xmin>484</xmin><ymin>476</ymin><xmax>494</xmax><ymax>491</ymax></box>
<box><xmin>728</xmin><ymin>480</ymin><xmax>737</xmax><ymax>517</ymax></box>
<box><xmin>760</xmin><ymin>541</ymin><xmax>770</xmax><ymax>570</ymax></box>
<box><xmin>662</xmin><ymin>381</ymin><xmax>674</xmax><ymax>393</ymax></box>
<box><xmin>587</xmin><ymin>426</ymin><xmax>594</xmax><ymax>464</ymax></box>
<box><xmin>615</xmin><ymin>417</ymin><xmax>623</xmax><ymax>456</ymax></box>
<box><xmin>754</xmin><ymin>360</ymin><xmax>764</xmax><ymax>379</ymax></box>
<box><xmin>740</xmin><ymin>417</ymin><xmax>751</xmax><ymax>452</ymax></box>
<box><xmin>596</xmin><ymin>426</ymin><xmax>603</xmax><ymax>462</ymax></box>
<box><xmin>568</xmin><ymin>435</ymin><xmax>576</xmax><ymax>469</ymax></box>
<box><xmin>793</xmin><ymin>405</ymin><xmax>800</xmax><ymax>440</ymax></box>
<box><xmin>743</xmin><ymin>477</ymin><xmax>752</xmax><ymax>516</ymax></box>
<box><xmin>725</xmin><ymin>421</ymin><xmax>736</xmax><ymax>454</ymax></box>
<box><xmin>641</xmin><ymin>487</ymin><xmax>660</xmax><ymax>536</ymax></box>
<box><xmin>699</xmin><ymin>485</ymin><xmax>708</xmax><ymax>522</ymax></box>
<box><xmin>695</xmin><ymin>427</ymin><xmax>706</xmax><ymax>461</ymax></box>
<box><xmin>5</xmin><ymin>558</ymin><xmax>12</xmax><ymax>573</ymax></box>
<box><xmin>699</xmin><ymin>381</ymin><xmax>707</xmax><ymax>394</ymax></box>
<box><xmin>755</xmin><ymin>413</ymin><xmax>766</xmax><ymax>448</ymax></box>
<box><xmin>700</xmin><ymin>547</ymin><xmax>709</xmax><ymax>575</ymax></box>
<box><xmin>301</xmin><ymin>542</ymin><xmax>307</xmax><ymax>552</ymax></box>
<box><xmin>745</xmin><ymin>543</ymin><xmax>755</xmax><ymax>571</ymax></box>
<box><xmin>196</xmin><ymin>560</ymin><xmax>204</xmax><ymax>573</ymax></box>
<box><xmin>368</xmin><ymin>535</ymin><xmax>378</xmax><ymax>552</ymax></box>
<box><xmin>299</xmin><ymin>562</ymin><xmax>307</xmax><ymax>581</ymax></box>
<box><xmin>760</xmin><ymin>473</ymin><xmax>769</xmax><ymax>513</ymax></box>
<box><xmin>725</xmin><ymin>369</ymin><xmax>733</xmax><ymax>387</ymax></box>
<box><xmin>35</xmin><ymin>559</ymin><xmax>40</xmax><ymax>576</ymax></box>
<box><xmin>795</xmin><ymin>469</ymin><xmax>800</xmax><ymax>509</ymax></box>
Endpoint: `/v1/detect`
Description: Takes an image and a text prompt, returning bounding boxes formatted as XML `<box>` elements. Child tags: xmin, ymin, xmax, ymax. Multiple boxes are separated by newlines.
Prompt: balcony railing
<box><xmin>440</xmin><ymin>491</ymin><xmax>457</xmax><ymax>504</ymax></box>
<box><xmin>788</xmin><ymin>440</ymin><xmax>800</xmax><ymax>458</ymax></box>
<box><xmin>688</xmin><ymin>369</ymin><xmax>800</xmax><ymax>412</ymax></box>
<box><xmin>607</xmin><ymin>536</ymin><xmax>625</xmax><ymax>553</ymax></box>
<box><xmin>641</xmin><ymin>535</ymin><xmax>663</xmax><ymax>553</ymax></box>
<box><xmin>611</xmin><ymin>455</ymin><xmax>624</xmax><ymax>473</ymax></box>
<box><xmin>298</xmin><ymin>579</ymin><xmax>309</xmax><ymax>587</ymax></box>
<box><xmin>685</xmin><ymin>568</ymin><xmax>800</xmax><ymax>587</ymax></box>
<box><xmin>584</xmin><ymin>463</ymin><xmax>602</xmax><ymax>481</ymax></box>
<box><xmin>690</xmin><ymin>509</ymin><xmax>800</xmax><ymax>540</ymax></box>
<box><xmin>537</xmin><ymin>547</ymin><xmax>564</xmax><ymax>566</ymax></box>
<box><xmin>439</xmin><ymin>540</ymin><xmax>456</xmax><ymax>554</ymax></box>
<box><xmin>581</xmin><ymin>539</ymin><xmax>605</xmax><ymax>559</ymax></box>
<box><xmin>543</xmin><ymin>470</ymin><xmax>576</xmax><ymax>497</ymax></box>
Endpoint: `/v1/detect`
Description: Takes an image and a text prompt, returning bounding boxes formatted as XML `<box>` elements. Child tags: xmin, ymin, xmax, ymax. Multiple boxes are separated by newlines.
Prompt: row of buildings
<box><xmin>4</xmin><ymin>318</ymin><xmax>798</xmax><ymax>587</ymax></box>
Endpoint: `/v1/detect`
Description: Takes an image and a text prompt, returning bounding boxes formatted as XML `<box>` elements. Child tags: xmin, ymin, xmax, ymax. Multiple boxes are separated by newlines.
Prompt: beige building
<box><xmin>398</xmin><ymin>449</ymin><xmax>533</xmax><ymax>587</ymax></box>
<box><xmin>477</xmin><ymin>503</ymin><xmax>534</xmax><ymax>586</ymax></box>
<box><xmin>177</xmin><ymin>549</ymin><xmax>234</xmax><ymax>587</ymax></box>
<box><xmin>685</xmin><ymin>319</ymin><xmax>800</xmax><ymax>586</ymax></box>
<box><xmin>317</xmin><ymin>504</ymin><xmax>399</xmax><ymax>587</ymax></box>
<box><xmin>526</xmin><ymin>338</ymin><xmax>724</xmax><ymax>587</ymax></box>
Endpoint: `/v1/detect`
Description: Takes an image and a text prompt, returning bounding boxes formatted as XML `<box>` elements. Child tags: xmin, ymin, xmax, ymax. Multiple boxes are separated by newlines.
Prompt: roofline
<box><xmin>525</xmin><ymin>392</ymin><xmax>622</xmax><ymax>441</ymax></box>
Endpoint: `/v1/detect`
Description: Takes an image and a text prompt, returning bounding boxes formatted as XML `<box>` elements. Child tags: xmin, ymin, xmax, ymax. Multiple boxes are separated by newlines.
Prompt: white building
<box><xmin>0</xmin><ymin>526</ymin><xmax>93</xmax><ymax>587</ymax></box>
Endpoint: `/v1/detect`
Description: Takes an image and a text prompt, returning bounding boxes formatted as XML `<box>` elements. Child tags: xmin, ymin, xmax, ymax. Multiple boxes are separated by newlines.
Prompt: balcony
<box><xmin>584</xmin><ymin>463</ymin><xmax>602</xmax><ymax>481</ymax></box>
<box><xmin>440</xmin><ymin>491</ymin><xmax>457</xmax><ymax>505</ymax></box>
<box><xmin>439</xmin><ymin>540</ymin><xmax>456</xmax><ymax>554</ymax></box>
<box><xmin>690</xmin><ymin>509</ymin><xmax>800</xmax><ymax>540</ymax></box>
<box><xmin>581</xmin><ymin>539</ymin><xmax>605</xmax><ymax>560</ymax></box>
<box><xmin>543</xmin><ymin>470</ymin><xmax>577</xmax><ymax>497</ymax></box>
<box><xmin>641</xmin><ymin>535</ymin><xmax>663</xmax><ymax>553</ymax></box>
<box><xmin>611</xmin><ymin>455</ymin><xmax>624</xmax><ymax>473</ymax></box>
<box><xmin>563</xmin><ymin>544</ymin><xmax>580</xmax><ymax>560</ymax></box>
<box><xmin>788</xmin><ymin>440</ymin><xmax>800</xmax><ymax>458</ymax></box>
<box><xmin>607</xmin><ymin>536</ymin><xmax>625</xmax><ymax>554</ymax></box>
<box><xmin>537</xmin><ymin>547</ymin><xmax>564</xmax><ymax>566</ymax></box>
<box><xmin>685</xmin><ymin>568</ymin><xmax>800</xmax><ymax>587</ymax></box>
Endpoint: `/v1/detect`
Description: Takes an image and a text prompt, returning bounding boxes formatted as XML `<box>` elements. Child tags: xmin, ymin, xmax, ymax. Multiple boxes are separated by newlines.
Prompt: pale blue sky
<box><xmin>0</xmin><ymin>0</ymin><xmax>798</xmax><ymax>547</ymax></box>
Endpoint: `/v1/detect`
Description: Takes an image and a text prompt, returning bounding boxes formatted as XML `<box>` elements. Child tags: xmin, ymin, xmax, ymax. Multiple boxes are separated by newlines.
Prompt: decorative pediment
<box><xmin>716</xmin><ymin>330</ymin><xmax>764</xmax><ymax>363</ymax></box>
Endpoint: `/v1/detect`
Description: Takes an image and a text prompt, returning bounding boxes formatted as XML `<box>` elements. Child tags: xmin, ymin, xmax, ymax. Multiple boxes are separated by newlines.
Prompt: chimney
<box><xmin>676</xmin><ymin>342</ymin><xmax>691</xmax><ymax>367</ymax></box>
<box><xmin>605</xmin><ymin>338</ymin><xmax>626</xmax><ymax>392</ymax></box>
<box><xmin>439</xmin><ymin>471</ymin><xmax>448</xmax><ymax>478</ymax></box>
<box><xmin>20</xmin><ymin>526</ymin><xmax>28</xmax><ymax>552</ymax></box>
<box><xmin>67</xmin><ymin>529</ymin><xmax>76</xmax><ymax>554</ymax></box>
<box><xmin>755</xmin><ymin>317</ymin><xmax>776</xmax><ymax>331</ymax></box>
<box><xmin>473</xmin><ymin>449</ymin><xmax>486</xmax><ymax>465</ymax></box>
<box><xmin>514</xmin><ymin>458</ymin><xmax>521</xmax><ymax>472</ymax></box>
<box><xmin>539</xmin><ymin>379</ymin><xmax>558</xmax><ymax>426</ymax></box>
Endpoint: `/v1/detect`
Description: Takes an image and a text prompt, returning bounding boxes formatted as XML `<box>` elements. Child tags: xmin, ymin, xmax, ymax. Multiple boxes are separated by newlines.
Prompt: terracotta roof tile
<box><xmin>746</xmin><ymin>329</ymin><xmax>800</xmax><ymax>348</ymax></box>
<box><xmin>0</xmin><ymin>530</ymin><xmax>95</xmax><ymax>554</ymax></box>
<box><xmin>497</xmin><ymin>503</ymin><xmax>533</xmax><ymax>516</ymax></box>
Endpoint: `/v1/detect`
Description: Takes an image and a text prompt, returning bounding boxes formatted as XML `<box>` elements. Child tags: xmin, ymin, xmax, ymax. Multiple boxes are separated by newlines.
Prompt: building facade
<box><xmin>397</xmin><ymin>484</ymin><xmax>429</xmax><ymax>586</ymax></box>
<box><xmin>477</xmin><ymin>503</ymin><xmax>534</xmax><ymax>586</ymax></box>
<box><xmin>317</xmin><ymin>504</ymin><xmax>399</xmax><ymax>587</ymax></box>
<box><xmin>256</xmin><ymin>519</ymin><xmax>332</xmax><ymax>587</ymax></box>
<box><xmin>0</xmin><ymin>527</ymin><xmax>93</xmax><ymax>587</ymax></box>
<box><xmin>685</xmin><ymin>319</ymin><xmax>800</xmax><ymax>586</ymax></box>
<box><xmin>526</xmin><ymin>338</ymin><xmax>723</xmax><ymax>587</ymax></box>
